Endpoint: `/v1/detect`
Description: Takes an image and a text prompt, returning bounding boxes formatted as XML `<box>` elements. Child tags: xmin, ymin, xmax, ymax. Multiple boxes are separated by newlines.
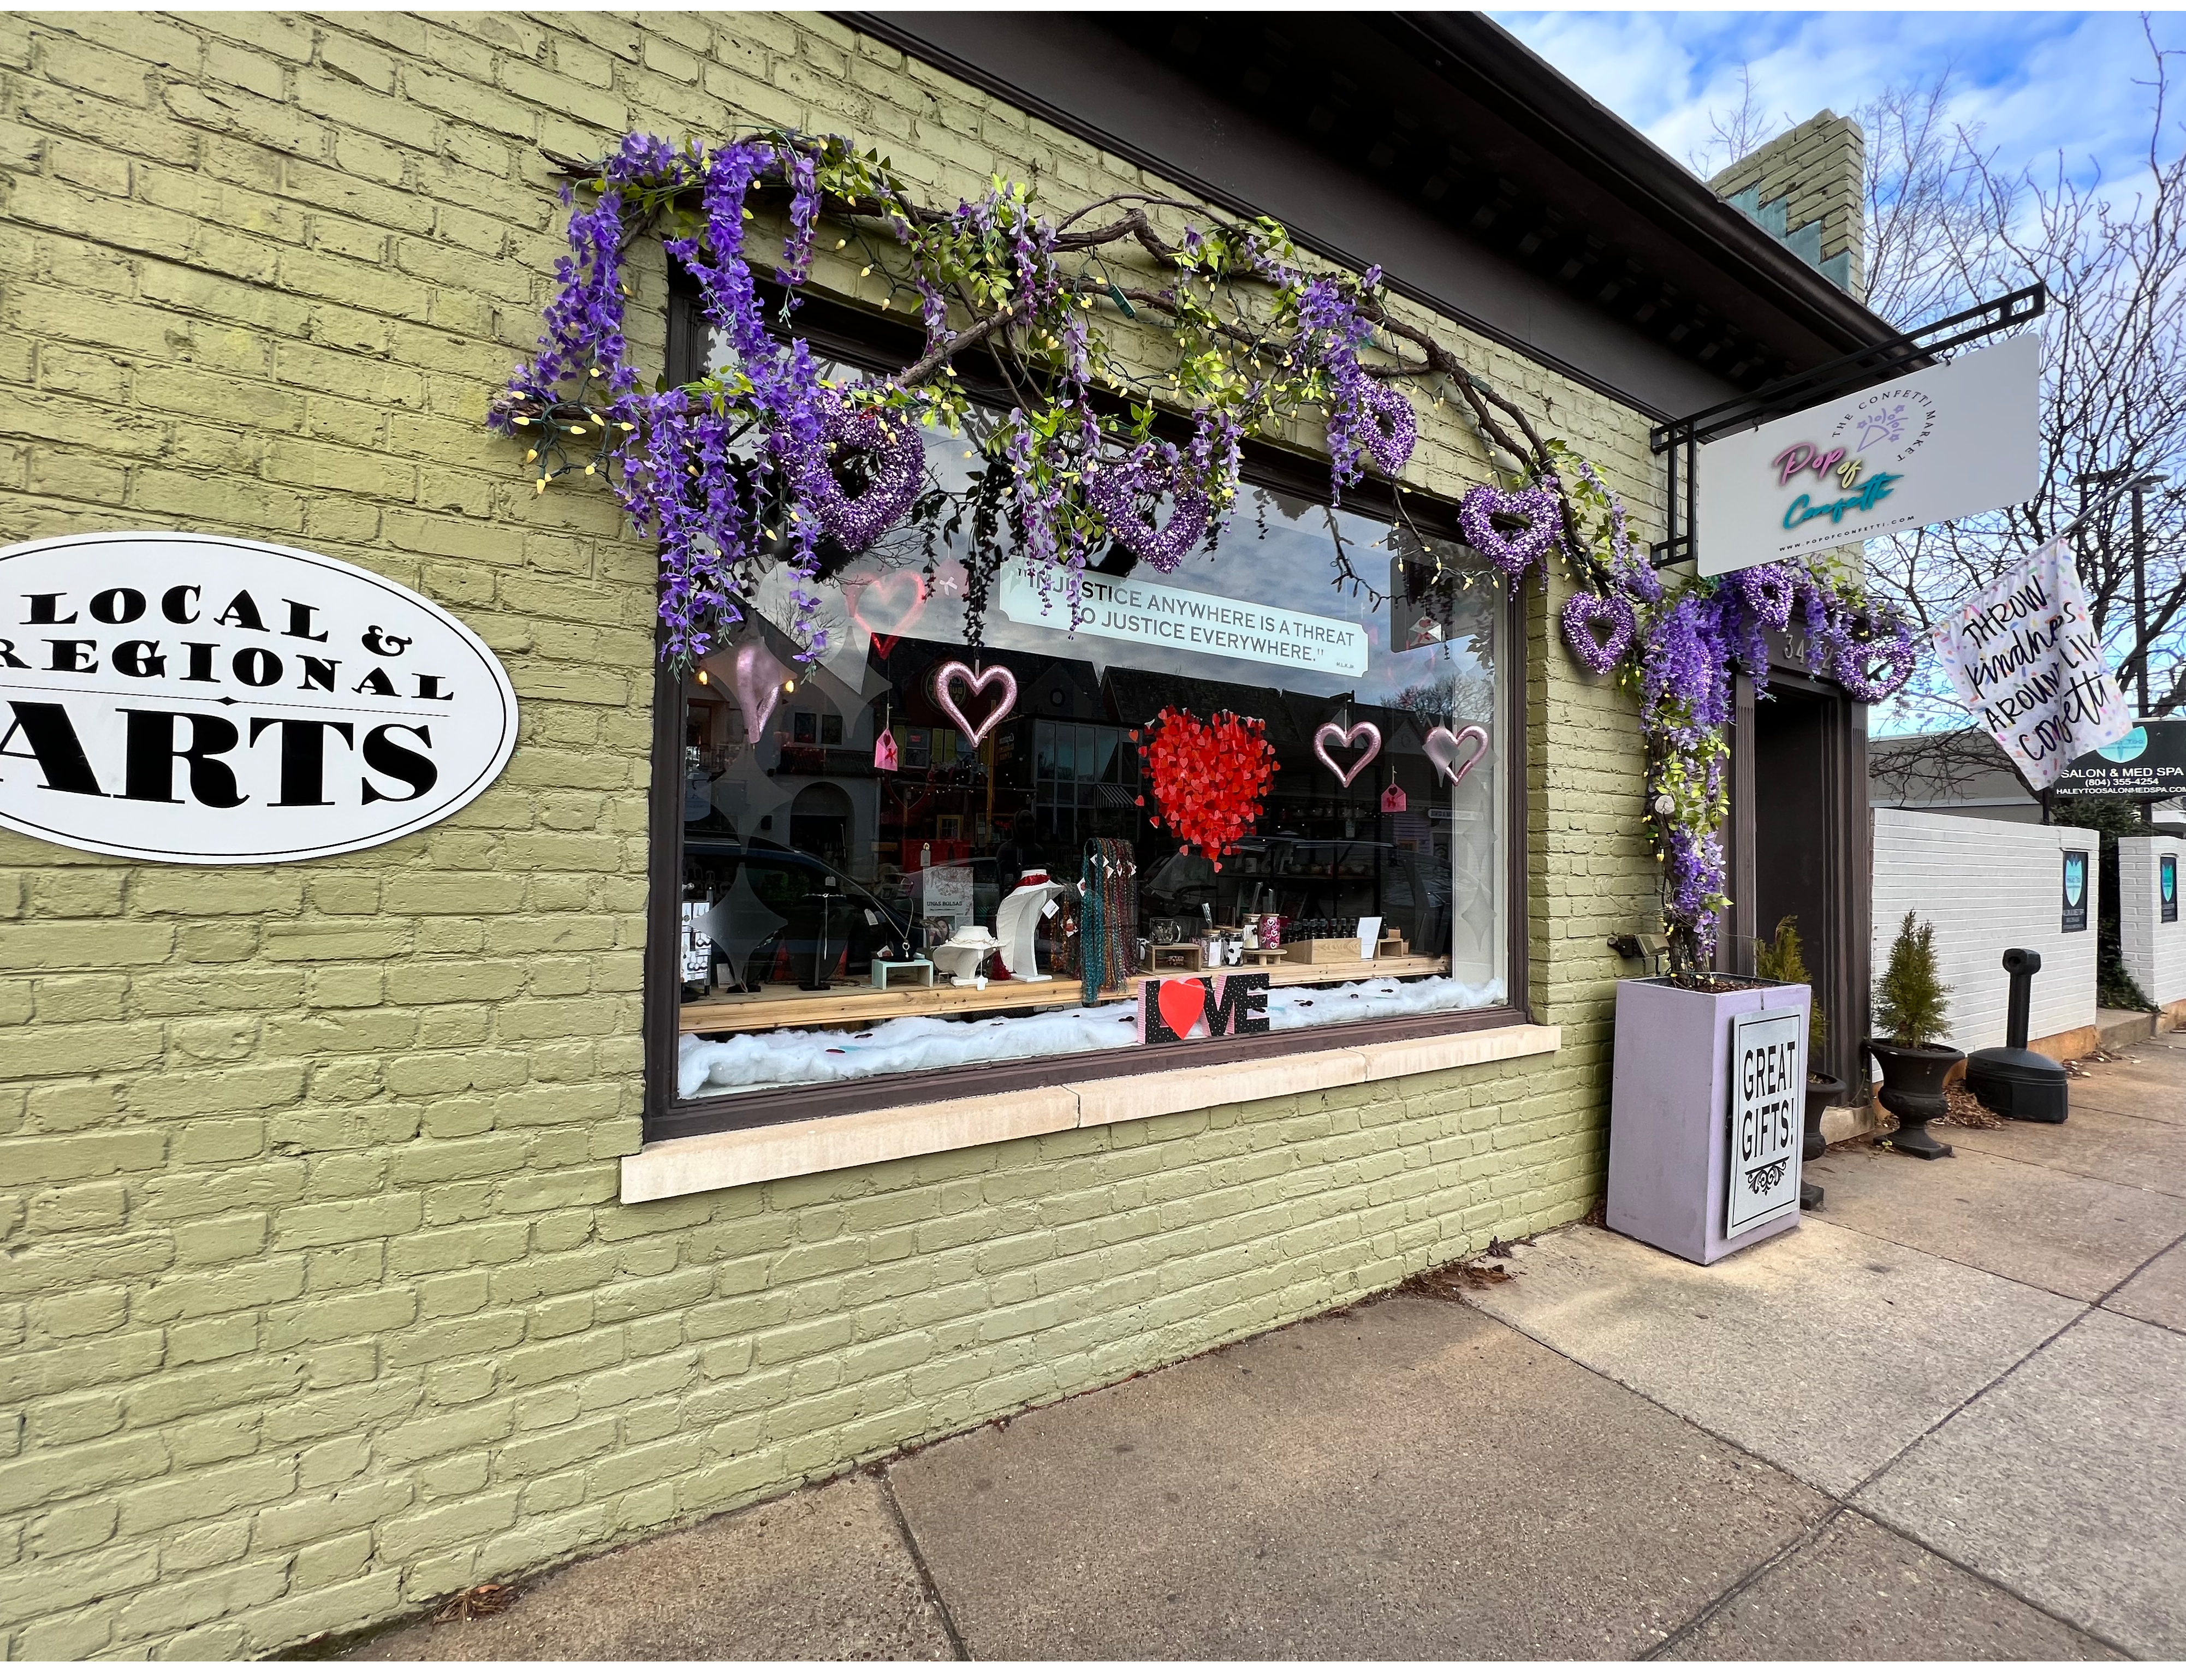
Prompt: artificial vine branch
<box><xmin>502</xmin><ymin>126</ymin><xmax>1917</xmax><ymax>976</ymax></box>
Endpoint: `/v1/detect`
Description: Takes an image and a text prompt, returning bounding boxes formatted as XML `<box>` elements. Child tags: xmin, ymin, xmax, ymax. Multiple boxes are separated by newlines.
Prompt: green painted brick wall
<box><xmin>0</xmin><ymin>10</ymin><xmax>1661</xmax><ymax>1659</ymax></box>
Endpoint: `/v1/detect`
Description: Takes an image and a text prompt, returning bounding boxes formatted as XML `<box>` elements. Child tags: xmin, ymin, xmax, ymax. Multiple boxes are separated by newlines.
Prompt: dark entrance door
<box><xmin>1730</xmin><ymin>664</ymin><xmax>1870</xmax><ymax>1098</ymax></box>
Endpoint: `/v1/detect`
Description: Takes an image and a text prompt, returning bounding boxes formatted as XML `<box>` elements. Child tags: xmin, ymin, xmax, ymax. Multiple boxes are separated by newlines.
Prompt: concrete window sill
<box><xmin>620</xmin><ymin>1021</ymin><xmax>1561</xmax><ymax>1202</ymax></box>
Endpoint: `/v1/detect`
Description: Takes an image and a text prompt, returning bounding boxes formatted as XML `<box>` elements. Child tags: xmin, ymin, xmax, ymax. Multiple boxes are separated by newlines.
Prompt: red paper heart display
<box><xmin>1136</xmin><ymin>707</ymin><xmax>1277</xmax><ymax>872</ymax></box>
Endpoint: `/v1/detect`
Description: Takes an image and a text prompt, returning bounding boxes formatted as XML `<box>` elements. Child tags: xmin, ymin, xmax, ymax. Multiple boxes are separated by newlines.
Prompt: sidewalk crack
<box><xmin>876</xmin><ymin>1467</ymin><xmax>970</xmax><ymax>1661</ymax></box>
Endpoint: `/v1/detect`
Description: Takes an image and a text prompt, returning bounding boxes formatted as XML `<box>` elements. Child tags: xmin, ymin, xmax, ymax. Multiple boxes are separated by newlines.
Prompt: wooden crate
<box><xmin>1279</xmin><ymin>937</ymin><xmax>1368</xmax><ymax>964</ymax></box>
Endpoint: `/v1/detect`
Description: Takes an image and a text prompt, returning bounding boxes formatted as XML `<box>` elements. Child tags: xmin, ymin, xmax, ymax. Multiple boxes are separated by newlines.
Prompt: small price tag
<box><xmin>863</xmin><ymin>908</ymin><xmax>880</xmax><ymax>926</ymax></box>
<box><xmin>1042</xmin><ymin>900</ymin><xmax>1059</xmax><ymax>919</ymax></box>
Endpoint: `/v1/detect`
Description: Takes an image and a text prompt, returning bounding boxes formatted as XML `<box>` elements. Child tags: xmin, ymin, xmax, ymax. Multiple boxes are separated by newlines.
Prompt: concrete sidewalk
<box><xmin>345</xmin><ymin>1038</ymin><xmax>2186</xmax><ymax>1661</ymax></box>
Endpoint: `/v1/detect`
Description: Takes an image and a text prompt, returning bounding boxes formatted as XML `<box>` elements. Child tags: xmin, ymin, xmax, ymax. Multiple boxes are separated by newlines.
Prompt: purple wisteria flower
<box><xmin>1560</xmin><ymin>590</ymin><xmax>1635</xmax><ymax>674</ymax></box>
<box><xmin>1640</xmin><ymin>593</ymin><xmax>1732</xmax><ymax>743</ymax></box>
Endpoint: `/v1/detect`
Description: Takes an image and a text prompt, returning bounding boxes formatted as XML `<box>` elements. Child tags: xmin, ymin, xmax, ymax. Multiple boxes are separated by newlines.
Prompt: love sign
<box><xmin>0</xmin><ymin>532</ymin><xmax>519</xmax><ymax>865</ymax></box>
<box><xmin>1135</xmin><ymin>971</ymin><xmax>1270</xmax><ymax>1044</ymax></box>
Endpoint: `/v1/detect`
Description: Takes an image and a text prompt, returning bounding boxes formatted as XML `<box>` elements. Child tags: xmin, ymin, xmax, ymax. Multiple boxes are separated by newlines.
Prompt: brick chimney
<box><xmin>1709</xmin><ymin>112</ymin><xmax>1866</xmax><ymax>301</ymax></box>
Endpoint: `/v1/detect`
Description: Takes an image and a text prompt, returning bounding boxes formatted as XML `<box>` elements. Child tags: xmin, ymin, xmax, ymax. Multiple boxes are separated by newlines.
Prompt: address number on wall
<box><xmin>0</xmin><ymin>532</ymin><xmax>519</xmax><ymax>865</ymax></box>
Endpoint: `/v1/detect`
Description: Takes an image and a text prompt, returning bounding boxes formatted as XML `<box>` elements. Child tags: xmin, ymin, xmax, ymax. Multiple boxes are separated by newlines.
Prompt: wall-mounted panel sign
<box><xmin>2164</xmin><ymin>854</ymin><xmax>2178</xmax><ymax>924</ymax></box>
<box><xmin>2062</xmin><ymin>849</ymin><xmax>2090</xmax><ymax>933</ymax></box>
<box><xmin>2055</xmin><ymin>717</ymin><xmax>2186</xmax><ymax>801</ymax></box>
<box><xmin>1697</xmin><ymin>335</ymin><xmax>2042</xmax><ymax>575</ymax></box>
<box><xmin>998</xmin><ymin>562</ymin><xmax>1368</xmax><ymax>676</ymax></box>
<box><xmin>1725</xmin><ymin>1005</ymin><xmax>1805</xmax><ymax>1237</ymax></box>
<box><xmin>0</xmin><ymin>532</ymin><xmax>519</xmax><ymax>864</ymax></box>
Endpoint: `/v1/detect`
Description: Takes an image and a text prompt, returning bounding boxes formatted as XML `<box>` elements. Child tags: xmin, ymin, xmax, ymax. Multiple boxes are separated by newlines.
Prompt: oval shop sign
<box><xmin>0</xmin><ymin>532</ymin><xmax>519</xmax><ymax>865</ymax></box>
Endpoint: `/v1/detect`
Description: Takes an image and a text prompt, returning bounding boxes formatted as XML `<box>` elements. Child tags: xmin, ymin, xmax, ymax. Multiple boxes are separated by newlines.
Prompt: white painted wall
<box><xmin>2118</xmin><ymin>835</ymin><xmax>2186</xmax><ymax>1009</ymax></box>
<box><xmin>1871</xmin><ymin>808</ymin><xmax>2099</xmax><ymax>1050</ymax></box>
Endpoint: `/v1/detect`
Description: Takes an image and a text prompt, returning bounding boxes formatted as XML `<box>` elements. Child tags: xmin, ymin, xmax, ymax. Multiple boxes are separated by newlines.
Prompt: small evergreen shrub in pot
<box><xmin>1866</xmin><ymin>910</ymin><xmax>1959</xmax><ymax>1160</ymax></box>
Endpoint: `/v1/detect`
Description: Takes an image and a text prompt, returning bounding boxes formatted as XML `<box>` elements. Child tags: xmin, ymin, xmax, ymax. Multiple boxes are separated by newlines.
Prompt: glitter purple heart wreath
<box><xmin>1832</xmin><ymin>623</ymin><xmax>1918</xmax><ymax>704</ymax></box>
<box><xmin>791</xmin><ymin>390</ymin><xmax>926</xmax><ymax>554</ymax></box>
<box><xmin>1728</xmin><ymin>563</ymin><xmax>1795</xmax><ymax>630</ymax></box>
<box><xmin>1460</xmin><ymin>483</ymin><xmax>1561</xmax><ymax>578</ymax></box>
<box><xmin>1358</xmin><ymin>380</ymin><xmax>1417</xmax><ymax>477</ymax></box>
<box><xmin>1559</xmin><ymin>590</ymin><xmax>1635</xmax><ymax>675</ymax></box>
<box><xmin>1084</xmin><ymin>444</ymin><xmax>1212</xmax><ymax>573</ymax></box>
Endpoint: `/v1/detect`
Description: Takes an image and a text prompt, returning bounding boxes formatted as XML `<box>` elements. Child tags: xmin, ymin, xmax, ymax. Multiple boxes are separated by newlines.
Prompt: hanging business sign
<box><xmin>2062</xmin><ymin>849</ymin><xmax>2090</xmax><ymax>933</ymax></box>
<box><xmin>2054</xmin><ymin>717</ymin><xmax>2186</xmax><ymax>801</ymax></box>
<box><xmin>1696</xmin><ymin>334</ymin><xmax>2042</xmax><ymax>576</ymax></box>
<box><xmin>0</xmin><ymin>532</ymin><xmax>519</xmax><ymax>864</ymax></box>
<box><xmin>1725</xmin><ymin>1006</ymin><xmax>1805</xmax><ymax>1237</ymax></box>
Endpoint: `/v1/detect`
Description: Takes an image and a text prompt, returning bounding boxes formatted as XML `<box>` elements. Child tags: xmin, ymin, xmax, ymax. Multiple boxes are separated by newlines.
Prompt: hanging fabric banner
<box><xmin>1930</xmin><ymin>535</ymin><xmax>2132</xmax><ymax>789</ymax></box>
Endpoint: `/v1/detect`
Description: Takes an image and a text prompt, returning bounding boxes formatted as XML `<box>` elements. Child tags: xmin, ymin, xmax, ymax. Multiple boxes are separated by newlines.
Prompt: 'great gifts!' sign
<box><xmin>0</xmin><ymin>532</ymin><xmax>519</xmax><ymax>863</ymax></box>
<box><xmin>1932</xmin><ymin>535</ymin><xmax>2131</xmax><ymax>790</ymax></box>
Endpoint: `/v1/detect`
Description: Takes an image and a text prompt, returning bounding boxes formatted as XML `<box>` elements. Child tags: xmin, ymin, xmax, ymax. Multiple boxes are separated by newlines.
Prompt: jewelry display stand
<box><xmin>994</xmin><ymin>871</ymin><xmax>1067</xmax><ymax>982</ymax></box>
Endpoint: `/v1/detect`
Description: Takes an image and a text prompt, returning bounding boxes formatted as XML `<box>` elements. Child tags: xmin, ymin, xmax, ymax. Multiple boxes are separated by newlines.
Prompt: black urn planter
<box><xmin>1800</xmin><ymin>1073</ymin><xmax>1845</xmax><ymax>1210</ymax></box>
<box><xmin>1865</xmin><ymin>1040</ymin><xmax>1959</xmax><ymax>1160</ymax></box>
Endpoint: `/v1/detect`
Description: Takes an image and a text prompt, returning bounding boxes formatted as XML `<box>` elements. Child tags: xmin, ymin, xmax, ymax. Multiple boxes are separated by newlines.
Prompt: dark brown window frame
<box><xmin>641</xmin><ymin>279</ymin><xmax>1531</xmax><ymax>1142</ymax></box>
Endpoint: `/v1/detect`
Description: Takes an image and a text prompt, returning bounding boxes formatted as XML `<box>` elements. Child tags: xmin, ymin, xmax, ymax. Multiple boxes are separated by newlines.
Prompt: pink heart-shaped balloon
<box><xmin>1425</xmin><ymin>724</ymin><xmax>1490</xmax><ymax>785</ymax></box>
<box><xmin>733</xmin><ymin>640</ymin><xmax>794</xmax><ymax>744</ymax></box>
<box><xmin>1314</xmin><ymin>720</ymin><xmax>1382</xmax><ymax>788</ymax></box>
<box><xmin>848</xmin><ymin>570</ymin><xmax>928</xmax><ymax>658</ymax></box>
<box><xmin>932</xmin><ymin>661</ymin><xmax>1017</xmax><ymax>748</ymax></box>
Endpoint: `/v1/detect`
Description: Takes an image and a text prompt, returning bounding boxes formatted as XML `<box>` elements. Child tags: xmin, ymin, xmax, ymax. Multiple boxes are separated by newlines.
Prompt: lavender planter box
<box><xmin>1608</xmin><ymin>976</ymin><xmax>1811</xmax><ymax>1266</ymax></box>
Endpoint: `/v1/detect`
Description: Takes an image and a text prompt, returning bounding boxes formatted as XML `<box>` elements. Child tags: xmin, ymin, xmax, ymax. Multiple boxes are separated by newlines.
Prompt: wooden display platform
<box><xmin>680</xmin><ymin>954</ymin><xmax>1447</xmax><ymax>1035</ymax></box>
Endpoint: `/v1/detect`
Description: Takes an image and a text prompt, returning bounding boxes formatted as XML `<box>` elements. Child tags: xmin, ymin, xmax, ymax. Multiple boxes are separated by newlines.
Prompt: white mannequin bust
<box><xmin>994</xmin><ymin>868</ymin><xmax>1065</xmax><ymax>981</ymax></box>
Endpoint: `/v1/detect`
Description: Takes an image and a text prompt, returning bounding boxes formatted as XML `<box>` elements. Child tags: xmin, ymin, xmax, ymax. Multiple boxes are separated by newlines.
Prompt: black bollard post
<box><xmin>1965</xmin><ymin>948</ymin><xmax>2070</xmax><ymax>1123</ymax></box>
<box><xmin>2004</xmin><ymin>947</ymin><xmax>2036</xmax><ymax>1050</ymax></box>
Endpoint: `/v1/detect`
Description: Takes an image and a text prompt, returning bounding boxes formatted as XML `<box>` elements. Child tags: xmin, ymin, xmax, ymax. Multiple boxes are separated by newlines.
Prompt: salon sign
<box><xmin>0</xmin><ymin>532</ymin><xmax>518</xmax><ymax>864</ymax></box>
<box><xmin>1696</xmin><ymin>334</ymin><xmax>2041</xmax><ymax>576</ymax></box>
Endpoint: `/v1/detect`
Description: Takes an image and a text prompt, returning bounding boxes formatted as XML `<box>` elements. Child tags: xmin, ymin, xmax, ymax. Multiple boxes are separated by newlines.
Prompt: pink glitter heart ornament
<box><xmin>1313</xmin><ymin>720</ymin><xmax>1382</xmax><ymax>788</ymax></box>
<box><xmin>932</xmin><ymin>661</ymin><xmax>1018</xmax><ymax>748</ymax></box>
<box><xmin>1425</xmin><ymin>724</ymin><xmax>1490</xmax><ymax>785</ymax></box>
<box><xmin>732</xmin><ymin>640</ymin><xmax>794</xmax><ymax>744</ymax></box>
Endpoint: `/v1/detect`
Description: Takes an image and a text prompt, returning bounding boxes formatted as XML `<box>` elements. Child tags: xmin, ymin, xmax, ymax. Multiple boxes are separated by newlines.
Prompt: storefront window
<box><xmin>659</xmin><ymin>356</ymin><xmax>1516</xmax><ymax>1113</ymax></box>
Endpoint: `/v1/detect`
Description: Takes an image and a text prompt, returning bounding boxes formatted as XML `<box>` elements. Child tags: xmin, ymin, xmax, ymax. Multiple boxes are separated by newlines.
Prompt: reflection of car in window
<box><xmin>685</xmin><ymin>838</ymin><xmax>914</xmax><ymax>991</ymax></box>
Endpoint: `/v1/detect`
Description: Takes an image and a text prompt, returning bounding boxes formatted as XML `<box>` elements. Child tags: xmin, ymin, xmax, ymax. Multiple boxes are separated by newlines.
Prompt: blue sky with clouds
<box><xmin>1496</xmin><ymin>11</ymin><xmax>2184</xmax><ymax>197</ymax></box>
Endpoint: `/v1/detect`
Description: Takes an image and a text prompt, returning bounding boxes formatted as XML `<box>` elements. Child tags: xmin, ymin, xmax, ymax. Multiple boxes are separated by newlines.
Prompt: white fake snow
<box><xmin>679</xmin><ymin>974</ymin><xmax>1505</xmax><ymax>1097</ymax></box>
